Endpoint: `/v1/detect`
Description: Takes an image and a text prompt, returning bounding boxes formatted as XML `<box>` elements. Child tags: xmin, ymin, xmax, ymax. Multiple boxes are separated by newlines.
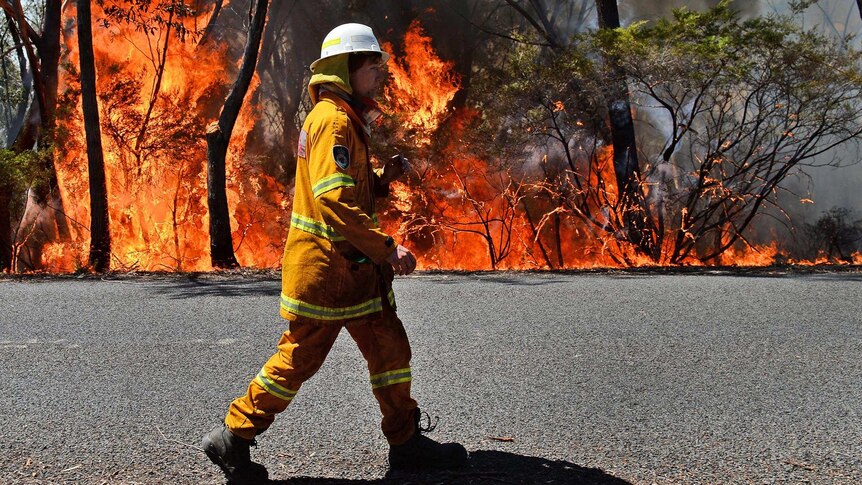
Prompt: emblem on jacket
<box><xmin>297</xmin><ymin>130</ymin><xmax>307</xmax><ymax>158</ymax></box>
<box><xmin>333</xmin><ymin>145</ymin><xmax>350</xmax><ymax>170</ymax></box>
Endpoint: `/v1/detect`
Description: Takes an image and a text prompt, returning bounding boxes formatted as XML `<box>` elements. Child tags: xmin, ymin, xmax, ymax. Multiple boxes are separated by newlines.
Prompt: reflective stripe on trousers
<box><xmin>281</xmin><ymin>289</ymin><xmax>396</xmax><ymax>321</ymax></box>
<box><xmin>225</xmin><ymin>296</ymin><xmax>416</xmax><ymax>445</ymax></box>
<box><xmin>370</xmin><ymin>367</ymin><xmax>412</xmax><ymax>389</ymax></box>
<box><xmin>253</xmin><ymin>367</ymin><xmax>298</xmax><ymax>401</ymax></box>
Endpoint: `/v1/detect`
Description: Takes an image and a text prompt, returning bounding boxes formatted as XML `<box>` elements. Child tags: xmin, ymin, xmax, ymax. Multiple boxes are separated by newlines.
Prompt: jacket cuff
<box><xmin>369</xmin><ymin>235</ymin><xmax>396</xmax><ymax>265</ymax></box>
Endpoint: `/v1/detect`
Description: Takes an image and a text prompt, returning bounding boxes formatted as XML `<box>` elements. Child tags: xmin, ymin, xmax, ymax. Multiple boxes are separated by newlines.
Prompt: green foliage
<box><xmin>0</xmin><ymin>148</ymin><xmax>49</xmax><ymax>192</ymax></box>
<box><xmin>470</xmin><ymin>36</ymin><xmax>605</xmax><ymax>166</ymax></box>
<box><xmin>469</xmin><ymin>1</ymin><xmax>862</xmax><ymax>263</ymax></box>
<box><xmin>0</xmin><ymin>148</ymin><xmax>51</xmax><ymax>237</ymax></box>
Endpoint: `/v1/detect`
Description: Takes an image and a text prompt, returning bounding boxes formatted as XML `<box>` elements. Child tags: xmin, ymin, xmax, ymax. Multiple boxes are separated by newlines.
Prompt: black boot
<box><xmin>202</xmin><ymin>424</ymin><xmax>269</xmax><ymax>484</ymax></box>
<box><xmin>388</xmin><ymin>409</ymin><xmax>469</xmax><ymax>471</ymax></box>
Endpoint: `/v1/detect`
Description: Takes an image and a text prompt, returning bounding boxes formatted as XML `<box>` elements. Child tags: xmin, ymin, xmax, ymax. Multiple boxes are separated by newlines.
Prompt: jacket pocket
<box><xmin>330</xmin><ymin>250</ymin><xmax>377</xmax><ymax>308</ymax></box>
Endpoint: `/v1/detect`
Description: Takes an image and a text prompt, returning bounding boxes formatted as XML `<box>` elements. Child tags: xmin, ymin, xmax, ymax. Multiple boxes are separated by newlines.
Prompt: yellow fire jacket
<box><xmin>280</xmin><ymin>91</ymin><xmax>396</xmax><ymax>322</ymax></box>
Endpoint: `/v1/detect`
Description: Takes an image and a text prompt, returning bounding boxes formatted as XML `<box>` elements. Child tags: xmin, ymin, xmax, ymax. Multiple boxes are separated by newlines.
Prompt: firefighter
<box><xmin>202</xmin><ymin>23</ymin><xmax>468</xmax><ymax>483</ymax></box>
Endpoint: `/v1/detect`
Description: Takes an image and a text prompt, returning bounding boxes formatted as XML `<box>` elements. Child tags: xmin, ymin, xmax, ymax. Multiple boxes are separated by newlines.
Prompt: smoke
<box><xmin>252</xmin><ymin>0</ymin><xmax>862</xmax><ymax>260</ymax></box>
<box><xmin>620</xmin><ymin>0</ymin><xmax>761</xmax><ymax>23</ymax></box>
<box><xmin>759</xmin><ymin>0</ymin><xmax>862</xmax><ymax>249</ymax></box>
<box><xmin>785</xmin><ymin>1</ymin><xmax>862</xmax><ymax>221</ymax></box>
<box><xmin>620</xmin><ymin>0</ymin><xmax>862</xmax><ymax>249</ymax></box>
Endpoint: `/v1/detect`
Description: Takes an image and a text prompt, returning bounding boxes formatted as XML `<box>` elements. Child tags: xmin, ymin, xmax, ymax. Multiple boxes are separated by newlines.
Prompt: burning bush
<box><xmin>41</xmin><ymin>1</ymin><xmax>285</xmax><ymax>272</ymax></box>
<box><xmin>3</xmin><ymin>1</ymin><xmax>862</xmax><ymax>273</ymax></box>
<box><xmin>468</xmin><ymin>2</ymin><xmax>862</xmax><ymax>266</ymax></box>
<box><xmin>800</xmin><ymin>207</ymin><xmax>862</xmax><ymax>263</ymax></box>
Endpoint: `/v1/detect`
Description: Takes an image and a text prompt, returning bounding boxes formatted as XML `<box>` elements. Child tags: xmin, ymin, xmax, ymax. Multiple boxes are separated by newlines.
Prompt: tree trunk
<box><xmin>206</xmin><ymin>0</ymin><xmax>269</xmax><ymax>269</ymax></box>
<box><xmin>42</xmin><ymin>0</ymin><xmax>71</xmax><ymax>245</ymax></box>
<box><xmin>444</xmin><ymin>0</ymin><xmax>475</xmax><ymax>111</ymax></box>
<box><xmin>7</xmin><ymin>0</ymin><xmax>69</xmax><ymax>270</ymax></box>
<box><xmin>3</xmin><ymin>10</ymin><xmax>32</xmax><ymax>148</ymax></box>
<box><xmin>13</xmin><ymin>0</ymin><xmax>62</xmax><ymax>151</ymax></box>
<box><xmin>595</xmin><ymin>0</ymin><xmax>658</xmax><ymax>260</ymax></box>
<box><xmin>0</xmin><ymin>189</ymin><xmax>11</xmax><ymax>272</ymax></box>
<box><xmin>77</xmin><ymin>0</ymin><xmax>111</xmax><ymax>272</ymax></box>
<box><xmin>857</xmin><ymin>0</ymin><xmax>861</xmax><ymax>21</ymax></box>
<box><xmin>37</xmin><ymin>0</ymin><xmax>61</xmax><ymax>140</ymax></box>
<box><xmin>1</xmin><ymin>28</ymin><xmax>11</xmax><ymax>131</ymax></box>
<box><xmin>8</xmin><ymin>0</ymin><xmax>46</xmax><ymax>149</ymax></box>
<box><xmin>595</xmin><ymin>0</ymin><xmax>638</xmax><ymax>197</ymax></box>
<box><xmin>198</xmin><ymin>0</ymin><xmax>224</xmax><ymax>47</ymax></box>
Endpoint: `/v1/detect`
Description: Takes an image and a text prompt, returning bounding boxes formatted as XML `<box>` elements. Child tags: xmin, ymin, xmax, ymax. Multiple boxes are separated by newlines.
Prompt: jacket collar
<box><xmin>319</xmin><ymin>85</ymin><xmax>383</xmax><ymax>138</ymax></box>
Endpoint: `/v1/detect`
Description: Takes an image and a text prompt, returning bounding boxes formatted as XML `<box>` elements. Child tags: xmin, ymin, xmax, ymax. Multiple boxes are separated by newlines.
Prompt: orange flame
<box><xmin>382</xmin><ymin>20</ymin><xmax>460</xmax><ymax>145</ymax></box>
<box><xmin>29</xmin><ymin>13</ymin><xmax>854</xmax><ymax>273</ymax></box>
<box><xmin>49</xmin><ymin>1</ymin><xmax>285</xmax><ymax>272</ymax></box>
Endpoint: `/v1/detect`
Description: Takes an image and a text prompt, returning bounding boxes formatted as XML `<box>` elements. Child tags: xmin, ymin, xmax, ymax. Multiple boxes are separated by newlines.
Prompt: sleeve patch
<box><xmin>297</xmin><ymin>129</ymin><xmax>307</xmax><ymax>158</ymax></box>
<box><xmin>333</xmin><ymin>145</ymin><xmax>350</xmax><ymax>170</ymax></box>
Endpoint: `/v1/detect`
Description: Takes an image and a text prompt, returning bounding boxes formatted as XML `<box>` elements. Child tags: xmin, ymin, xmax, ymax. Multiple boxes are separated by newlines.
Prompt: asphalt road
<box><xmin>1</xmin><ymin>271</ymin><xmax>860</xmax><ymax>484</ymax></box>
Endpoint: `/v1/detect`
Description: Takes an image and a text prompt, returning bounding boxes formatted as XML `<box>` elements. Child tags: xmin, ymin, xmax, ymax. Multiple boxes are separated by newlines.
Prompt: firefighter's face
<box><xmin>350</xmin><ymin>57</ymin><xmax>387</xmax><ymax>99</ymax></box>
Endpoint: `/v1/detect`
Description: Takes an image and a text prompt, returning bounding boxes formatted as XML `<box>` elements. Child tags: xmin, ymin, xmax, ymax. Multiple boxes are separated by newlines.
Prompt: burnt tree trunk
<box><xmin>12</xmin><ymin>0</ymin><xmax>61</xmax><ymax>152</ymax></box>
<box><xmin>206</xmin><ymin>0</ymin><xmax>269</xmax><ymax>269</ymax></box>
<box><xmin>6</xmin><ymin>0</ymin><xmax>46</xmax><ymax>150</ymax></box>
<box><xmin>198</xmin><ymin>0</ymin><xmax>224</xmax><ymax>47</ymax></box>
<box><xmin>595</xmin><ymin>0</ymin><xmax>638</xmax><ymax>194</ymax></box>
<box><xmin>595</xmin><ymin>0</ymin><xmax>658</xmax><ymax>260</ymax></box>
<box><xmin>40</xmin><ymin>0</ymin><xmax>69</xmax><ymax>242</ymax></box>
<box><xmin>440</xmin><ymin>0</ymin><xmax>475</xmax><ymax>111</ymax></box>
<box><xmin>77</xmin><ymin>0</ymin><xmax>111</xmax><ymax>272</ymax></box>
<box><xmin>38</xmin><ymin>0</ymin><xmax>60</xmax><ymax>141</ymax></box>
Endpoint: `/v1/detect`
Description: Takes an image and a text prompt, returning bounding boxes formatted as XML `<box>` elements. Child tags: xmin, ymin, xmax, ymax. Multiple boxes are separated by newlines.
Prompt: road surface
<box><xmin>1</xmin><ymin>270</ymin><xmax>860</xmax><ymax>483</ymax></box>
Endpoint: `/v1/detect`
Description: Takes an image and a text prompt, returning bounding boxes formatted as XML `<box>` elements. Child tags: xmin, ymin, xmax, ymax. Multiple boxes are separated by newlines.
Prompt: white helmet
<box><xmin>310</xmin><ymin>23</ymin><xmax>389</xmax><ymax>72</ymax></box>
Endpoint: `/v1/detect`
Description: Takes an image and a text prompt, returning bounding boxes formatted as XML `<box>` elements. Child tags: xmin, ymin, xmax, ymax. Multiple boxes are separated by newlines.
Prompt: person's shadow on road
<box><xmin>267</xmin><ymin>449</ymin><xmax>632</xmax><ymax>484</ymax></box>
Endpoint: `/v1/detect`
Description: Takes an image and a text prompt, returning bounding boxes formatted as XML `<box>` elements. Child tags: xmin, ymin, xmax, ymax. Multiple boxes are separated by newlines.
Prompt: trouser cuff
<box><xmin>225</xmin><ymin>420</ymin><xmax>257</xmax><ymax>441</ymax></box>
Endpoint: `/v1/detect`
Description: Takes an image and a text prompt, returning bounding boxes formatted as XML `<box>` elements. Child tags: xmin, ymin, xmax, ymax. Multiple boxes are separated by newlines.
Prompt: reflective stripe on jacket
<box><xmin>280</xmin><ymin>91</ymin><xmax>395</xmax><ymax>322</ymax></box>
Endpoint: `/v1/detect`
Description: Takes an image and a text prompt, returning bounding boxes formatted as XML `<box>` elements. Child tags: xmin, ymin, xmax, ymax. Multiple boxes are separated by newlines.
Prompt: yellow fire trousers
<box><xmin>224</xmin><ymin>305</ymin><xmax>418</xmax><ymax>445</ymax></box>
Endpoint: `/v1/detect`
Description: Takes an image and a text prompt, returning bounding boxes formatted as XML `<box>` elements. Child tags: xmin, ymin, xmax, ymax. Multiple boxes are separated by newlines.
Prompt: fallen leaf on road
<box><xmin>783</xmin><ymin>459</ymin><xmax>816</xmax><ymax>471</ymax></box>
<box><xmin>487</xmin><ymin>436</ymin><xmax>515</xmax><ymax>442</ymax></box>
<box><xmin>24</xmin><ymin>458</ymin><xmax>32</xmax><ymax>468</ymax></box>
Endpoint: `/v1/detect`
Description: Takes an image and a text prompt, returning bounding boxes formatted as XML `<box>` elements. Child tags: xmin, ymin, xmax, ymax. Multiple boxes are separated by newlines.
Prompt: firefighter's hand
<box><xmin>386</xmin><ymin>244</ymin><xmax>417</xmax><ymax>275</ymax></box>
<box><xmin>380</xmin><ymin>154</ymin><xmax>410</xmax><ymax>184</ymax></box>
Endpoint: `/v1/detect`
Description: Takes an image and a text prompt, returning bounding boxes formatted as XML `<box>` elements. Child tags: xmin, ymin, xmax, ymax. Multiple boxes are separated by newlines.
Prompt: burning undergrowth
<box><xmin>46</xmin><ymin>1</ymin><xmax>286</xmax><ymax>272</ymax></box>
<box><xmin>13</xmin><ymin>3</ymin><xmax>862</xmax><ymax>273</ymax></box>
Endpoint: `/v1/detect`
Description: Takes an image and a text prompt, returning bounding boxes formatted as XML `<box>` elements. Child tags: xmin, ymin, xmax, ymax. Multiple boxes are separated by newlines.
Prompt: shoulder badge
<box><xmin>333</xmin><ymin>145</ymin><xmax>350</xmax><ymax>170</ymax></box>
<box><xmin>297</xmin><ymin>129</ymin><xmax>307</xmax><ymax>158</ymax></box>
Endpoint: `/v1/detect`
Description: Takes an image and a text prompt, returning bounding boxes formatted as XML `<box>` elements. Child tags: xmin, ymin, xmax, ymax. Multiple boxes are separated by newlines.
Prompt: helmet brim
<box><xmin>310</xmin><ymin>50</ymin><xmax>390</xmax><ymax>72</ymax></box>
